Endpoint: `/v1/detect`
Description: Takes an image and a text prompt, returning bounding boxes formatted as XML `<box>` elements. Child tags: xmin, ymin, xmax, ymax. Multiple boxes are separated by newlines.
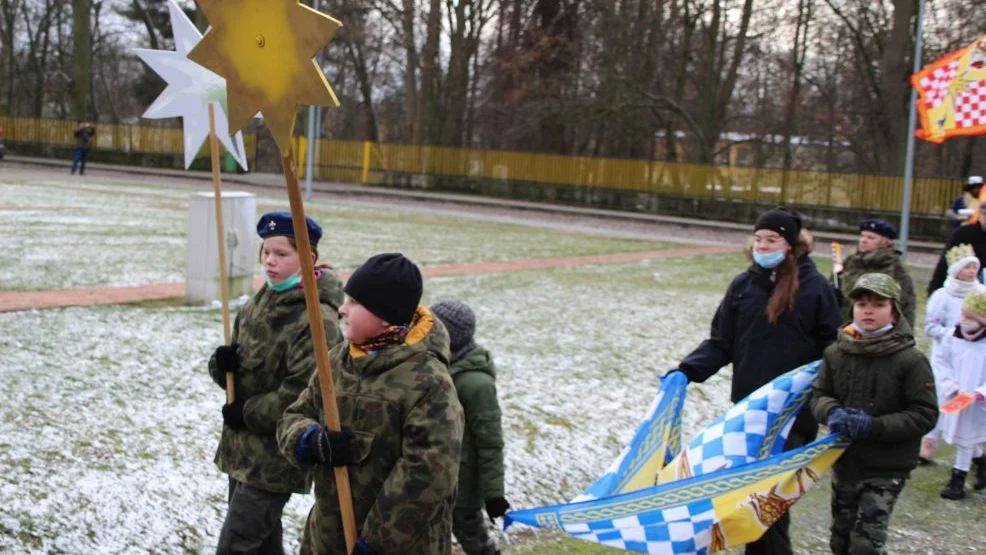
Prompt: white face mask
<box><xmin>960</xmin><ymin>319</ymin><xmax>984</xmax><ymax>335</ymax></box>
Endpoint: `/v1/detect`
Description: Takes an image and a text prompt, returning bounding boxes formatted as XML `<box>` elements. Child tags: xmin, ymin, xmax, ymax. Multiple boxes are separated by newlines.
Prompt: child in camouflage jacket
<box><xmin>278</xmin><ymin>253</ymin><xmax>464</xmax><ymax>554</ymax></box>
<box><xmin>208</xmin><ymin>211</ymin><xmax>345</xmax><ymax>554</ymax></box>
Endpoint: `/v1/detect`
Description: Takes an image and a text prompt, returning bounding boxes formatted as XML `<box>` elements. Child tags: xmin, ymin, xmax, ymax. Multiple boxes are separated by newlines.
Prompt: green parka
<box><xmin>449</xmin><ymin>345</ymin><xmax>505</xmax><ymax>511</ymax></box>
<box><xmin>208</xmin><ymin>268</ymin><xmax>344</xmax><ymax>494</ymax></box>
<box><xmin>810</xmin><ymin>318</ymin><xmax>938</xmax><ymax>481</ymax></box>
<box><xmin>277</xmin><ymin>306</ymin><xmax>464</xmax><ymax>554</ymax></box>
<box><xmin>836</xmin><ymin>247</ymin><xmax>916</xmax><ymax>326</ymax></box>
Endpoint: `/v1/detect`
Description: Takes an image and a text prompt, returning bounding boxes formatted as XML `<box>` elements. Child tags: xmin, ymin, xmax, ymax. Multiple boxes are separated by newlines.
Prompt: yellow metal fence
<box><xmin>0</xmin><ymin>115</ymin><xmax>257</xmax><ymax>162</ymax></box>
<box><xmin>1</xmin><ymin>116</ymin><xmax>960</xmax><ymax>217</ymax></box>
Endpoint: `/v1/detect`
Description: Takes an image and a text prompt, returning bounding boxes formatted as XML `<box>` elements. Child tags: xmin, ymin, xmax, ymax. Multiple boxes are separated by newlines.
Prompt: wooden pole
<box><xmin>280</xmin><ymin>147</ymin><xmax>358</xmax><ymax>552</ymax></box>
<box><xmin>207</xmin><ymin>102</ymin><xmax>235</xmax><ymax>404</ymax></box>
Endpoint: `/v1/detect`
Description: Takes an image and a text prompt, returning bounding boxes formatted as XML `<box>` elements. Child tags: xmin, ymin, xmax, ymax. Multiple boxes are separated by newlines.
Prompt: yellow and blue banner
<box><xmin>574</xmin><ymin>371</ymin><xmax>688</xmax><ymax>501</ymax></box>
<box><xmin>505</xmin><ymin>361</ymin><xmax>848</xmax><ymax>553</ymax></box>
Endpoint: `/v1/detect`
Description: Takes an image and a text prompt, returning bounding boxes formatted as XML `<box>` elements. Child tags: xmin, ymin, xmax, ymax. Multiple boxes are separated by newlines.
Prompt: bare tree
<box><xmin>72</xmin><ymin>0</ymin><xmax>92</xmax><ymax>119</ymax></box>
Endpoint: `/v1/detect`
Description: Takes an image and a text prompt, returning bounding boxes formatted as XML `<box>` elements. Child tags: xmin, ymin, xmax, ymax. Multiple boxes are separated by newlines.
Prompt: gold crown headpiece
<box><xmin>946</xmin><ymin>244</ymin><xmax>976</xmax><ymax>267</ymax></box>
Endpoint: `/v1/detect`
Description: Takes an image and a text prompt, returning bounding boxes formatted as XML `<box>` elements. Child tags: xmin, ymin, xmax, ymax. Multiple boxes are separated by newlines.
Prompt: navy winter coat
<box><xmin>679</xmin><ymin>254</ymin><xmax>843</xmax><ymax>436</ymax></box>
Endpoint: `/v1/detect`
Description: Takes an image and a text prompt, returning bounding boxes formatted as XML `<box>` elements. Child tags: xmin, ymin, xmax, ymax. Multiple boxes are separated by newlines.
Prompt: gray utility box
<box><xmin>186</xmin><ymin>191</ymin><xmax>257</xmax><ymax>305</ymax></box>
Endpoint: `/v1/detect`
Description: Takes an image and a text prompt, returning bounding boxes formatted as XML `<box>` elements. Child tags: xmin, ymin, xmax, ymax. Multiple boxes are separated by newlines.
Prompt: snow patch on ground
<box><xmin>0</xmin><ymin>257</ymin><xmax>736</xmax><ymax>553</ymax></box>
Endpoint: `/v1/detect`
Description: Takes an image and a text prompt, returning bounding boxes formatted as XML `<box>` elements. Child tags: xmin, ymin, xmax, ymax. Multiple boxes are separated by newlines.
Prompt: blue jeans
<box><xmin>70</xmin><ymin>148</ymin><xmax>88</xmax><ymax>175</ymax></box>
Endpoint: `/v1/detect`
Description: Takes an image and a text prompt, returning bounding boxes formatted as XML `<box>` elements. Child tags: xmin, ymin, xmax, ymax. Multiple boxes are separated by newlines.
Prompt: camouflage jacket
<box><xmin>837</xmin><ymin>248</ymin><xmax>916</xmax><ymax>326</ymax></box>
<box><xmin>277</xmin><ymin>306</ymin><xmax>464</xmax><ymax>554</ymax></box>
<box><xmin>208</xmin><ymin>267</ymin><xmax>344</xmax><ymax>494</ymax></box>
<box><xmin>449</xmin><ymin>345</ymin><xmax>505</xmax><ymax>511</ymax></box>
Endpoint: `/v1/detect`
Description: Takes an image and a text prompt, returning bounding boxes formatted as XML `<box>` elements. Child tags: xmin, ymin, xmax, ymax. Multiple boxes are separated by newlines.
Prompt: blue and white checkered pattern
<box><xmin>564</xmin><ymin>500</ymin><xmax>716</xmax><ymax>554</ymax></box>
<box><xmin>674</xmin><ymin>360</ymin><xmax>821</xmax><ymax>479</ymax></box>
<box><xmin>505</xmin><ymin>360</ymin><xmax>833</xmax><ymax>555</ymax></box>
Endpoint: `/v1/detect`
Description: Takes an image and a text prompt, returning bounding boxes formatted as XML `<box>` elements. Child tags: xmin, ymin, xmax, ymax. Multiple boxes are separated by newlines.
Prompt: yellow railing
<box><xmin>1</xmin><ymin>115</ymin><xmax>960</xmax><ymax>216</ymax></box>
<box><xmin>0</xmin><ymin>115</ymin><xmax>257</xmax><ymax>162</ymax></box>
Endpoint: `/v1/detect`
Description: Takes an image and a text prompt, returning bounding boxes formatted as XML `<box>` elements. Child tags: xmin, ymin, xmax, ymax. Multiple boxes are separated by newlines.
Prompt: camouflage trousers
<box><xmin>453</xmin><ymin>507</ymin><xmax>500</xmax><ymax>555</ymax></box>
<box><xmin>829</xmin><ymin>474</ymin><xmax>905</xmax><ymax>555</ymax></box>
<box><xmin>217</xmin><ymin>478</ymin><xmax>292</xmax><ymax>555</ymax></box>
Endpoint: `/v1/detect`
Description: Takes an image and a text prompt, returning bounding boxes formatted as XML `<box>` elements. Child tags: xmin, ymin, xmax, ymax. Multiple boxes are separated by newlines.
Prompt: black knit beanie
<box><xmin>344</xmin><ymin>253</ymin><xmax>422</xmax><ymax>325</ymax></box>
<box><xmin>754</xmin><ymin>207</ymin><xmax>802</xmax><ymax>247</ymax></box>
<box><xmin>431</xmin><ymin>300</ymin><xmax>476</xmax><ymax>356</ymax></box>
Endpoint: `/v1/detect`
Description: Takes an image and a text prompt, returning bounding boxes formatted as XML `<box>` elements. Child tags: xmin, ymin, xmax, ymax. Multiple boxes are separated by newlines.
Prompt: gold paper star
<box><xmin>188</xmin><ymin>0</ymin><xmax>341</xmax><ymax>152</ymax></box>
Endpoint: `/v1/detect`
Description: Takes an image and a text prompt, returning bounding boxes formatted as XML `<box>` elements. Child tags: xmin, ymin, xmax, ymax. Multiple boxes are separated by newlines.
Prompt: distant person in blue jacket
<box><xmin>947</xmin><ymin>176</ymin><xmax>983</xmax><ymax>230</ymax></box>
<box><xmin>70</xmin><ymin>121</ymin><xmax>95</xmax><ymax>176</ymax></box>
<box><xmin>669</xmin><ymin>206</ymin><xmax>843</xmax><ymax>555</ymax></box>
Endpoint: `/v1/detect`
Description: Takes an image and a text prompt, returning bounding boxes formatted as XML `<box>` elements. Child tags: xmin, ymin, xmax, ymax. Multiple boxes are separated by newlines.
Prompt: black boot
<box><xmin>973</xmin><ymin>456</ymin><xmax>986</xmax><ymax>491</ymax></box>
<box><xmin>940</xmin><ymin>468</ymin><xmax>967</xmax><ymax>500</ymax></box>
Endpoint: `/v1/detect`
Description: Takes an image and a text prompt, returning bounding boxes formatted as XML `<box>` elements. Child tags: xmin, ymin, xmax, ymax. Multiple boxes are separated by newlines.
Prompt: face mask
<box><xmin>753</xmin><ymin>250</ymin><xmax>786</xmax><ymax>269</ymax></box>
<box><xmin>265</xmin><ymin>273</ymin><xmax>302</xmax><ymax>292</ymax></box>
<box><xmin>960</xmin><ymin>319</ymin><xmax>984</xmax><ymax>335</ymax></box>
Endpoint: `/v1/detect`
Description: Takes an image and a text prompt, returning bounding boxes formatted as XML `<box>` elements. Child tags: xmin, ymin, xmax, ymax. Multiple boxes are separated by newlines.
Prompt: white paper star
<box><xmin>134</xmin><ymin>0</ymin><xmax>248</xmax><ymax>171</ymax></box>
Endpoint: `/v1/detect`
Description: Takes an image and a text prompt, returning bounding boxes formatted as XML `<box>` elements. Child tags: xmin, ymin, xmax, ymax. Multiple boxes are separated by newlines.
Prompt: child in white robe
<box><xmin>921</xmin><ymin>244</ymin><xmax>983</xmax><ymax>462</ymax></box>
<box><xmin>934</xmin><ymin>290</ymin><xmax>986</xmax><ymax>500</ymax></box>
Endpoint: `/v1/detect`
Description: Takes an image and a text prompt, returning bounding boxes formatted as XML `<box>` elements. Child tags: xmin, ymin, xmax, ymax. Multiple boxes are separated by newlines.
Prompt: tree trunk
<box><xmin>0</xmin><ymin>0</ymin><xmax>18</xmax><ymax>114</ymax></box>
<box><xmin>440</xmin><ymin>0</ymin><xmax>473</xmax><ymax>146</ymax></box>
<box><xmin>400</xmin><ymin>0</ymin><xmax>418</xmax><ymax>142</ymax></box>
<box><xmin>72</xmin><ymin>0</ymin><xmax>92</xmax><ymax>119</ymax></box>
<box><xmin>346</xmin><ymin>41</ymin><xmax>380</xmax><ymax>142</ymax></box>
<box><xmin>416</xmin><ymin>0</ymin><xmax>441</xmax><ymax>144</ymax></box>
<box><xmin>781</xmin><ymin>0</ymin><xmax>813</xmax><ymax>196</ymax></box>
<box><xmin>876</xmin><ymin>0</ymin><xmax>917</xmax><ymax>175</ymax></box>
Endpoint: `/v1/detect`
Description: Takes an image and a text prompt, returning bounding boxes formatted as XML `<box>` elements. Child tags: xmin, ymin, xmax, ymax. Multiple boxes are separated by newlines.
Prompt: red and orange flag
<box><xmin>912</xmin><ymin>35</ymin><xmax>986</xmax><ymax>144</ymax></box>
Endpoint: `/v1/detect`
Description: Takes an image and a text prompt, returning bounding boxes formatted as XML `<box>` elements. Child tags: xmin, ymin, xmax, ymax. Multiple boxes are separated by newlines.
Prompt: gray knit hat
<box><xmin>430</xmin><ymin>300</ymin><xmax>476</xmax><ymax>357</ymax></box>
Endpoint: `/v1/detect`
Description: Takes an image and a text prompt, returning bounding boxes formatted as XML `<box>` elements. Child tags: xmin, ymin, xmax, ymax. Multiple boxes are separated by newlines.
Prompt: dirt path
<box><xmin>0</xmin><ymin>245</ymin><xmax>736</xmax><ymax>313</ymax></box>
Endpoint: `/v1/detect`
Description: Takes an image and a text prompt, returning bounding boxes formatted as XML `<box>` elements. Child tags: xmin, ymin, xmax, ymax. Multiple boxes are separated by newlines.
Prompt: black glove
<box><xmin>214</xmin><ymin>343</ymin><xmax>240</xmax><ymax>374</ymax></box>
<box><xmin>485</xmin><ymin>497</ymin><xmax>511</xmax><ymax>521</ymax></box>
<box><xmin>309</xmin><ymin>427</ymin><xmax>354</xmax><ymax>467</ymax></box>
<box><xmin>221</xmin><ymin>399</ymin><xmax>246</xmax><ymax>430</ymax></box>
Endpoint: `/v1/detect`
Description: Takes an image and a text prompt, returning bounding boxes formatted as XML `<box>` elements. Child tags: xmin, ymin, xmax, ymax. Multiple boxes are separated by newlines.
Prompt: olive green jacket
<box><xmin>811</xmin><ymin>318</ymin><xmax>938</xmax><ymax>481</ymax></box>
<box><xmin>450</xmin><ymin>345</ymin><xmax>505</xmax><ymax>511</ymax></box>
<box><xmin>836</xmin><ymin>247</ymin><xmax>916</xmax><ymax>326</ymax></box>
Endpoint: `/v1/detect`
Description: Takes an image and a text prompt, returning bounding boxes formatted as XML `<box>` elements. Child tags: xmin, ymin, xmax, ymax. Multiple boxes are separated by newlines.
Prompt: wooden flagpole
<box><xmin>280</xmin><ymin>146</ymin><xmax>357</xmax><ymax>551</ymax></box>
<box><xmin>207</xmin><ymin>102</ymin><xmax>235</xmax><ymax>404</ymax></box>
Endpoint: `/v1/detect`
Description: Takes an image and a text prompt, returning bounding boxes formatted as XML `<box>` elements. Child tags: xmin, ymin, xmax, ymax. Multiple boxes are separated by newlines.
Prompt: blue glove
<box><xmin>843</xmin><ymin>408</ymin><xmax>873</xmax><ymax>440</ymax></box>
<box><xmin>826</xmin><ymin>407</ymin><xmax>850</xmax><ymax>436</ymax></box>
<box><xmin>351</xmin><ymin>537</ymin><xmax>377</xmax><ymax>555</ymax></box>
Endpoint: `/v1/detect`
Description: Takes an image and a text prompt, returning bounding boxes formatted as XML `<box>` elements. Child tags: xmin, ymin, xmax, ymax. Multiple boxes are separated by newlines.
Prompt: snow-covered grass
<box><xmin>0</xmin><ymin>251</ymin><xmax>741</xmax><ymax>554</ymax></box>
<box><xmin>0</xmin><ymin>175</ymin><xmax>672</xmax><ymax>291</ymax></box>
<box><xmin>3</xmin><ymin>173</ymin><xmax>970</xmax><ymax>554</ymax></box>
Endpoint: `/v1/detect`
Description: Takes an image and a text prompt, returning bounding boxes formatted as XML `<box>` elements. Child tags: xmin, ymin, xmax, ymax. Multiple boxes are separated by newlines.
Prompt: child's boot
<box><xmin>919</xmin><ymin>437</ymin><xmax>937</xmax><ymax>465</ymax></box>
<box><xmin>940</xmin><ymin>468</ymin><xmax>967</xmax><ymax>500</ymax></box>
<box><xmin>973</xmin><ymin>456</ymin><xmax>986</xmax><ymax>491</ymax></box>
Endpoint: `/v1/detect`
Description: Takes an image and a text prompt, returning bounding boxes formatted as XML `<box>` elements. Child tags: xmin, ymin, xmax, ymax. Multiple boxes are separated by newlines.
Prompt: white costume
<box><xmin>934</xmin><ymin>332</ymin><xmax>986</xmax><ymax>451</ymax></box>
<box><xmin>922</xmin><ymin>252</ymin><xmax>982</xmax><ymax>451</ymax></box>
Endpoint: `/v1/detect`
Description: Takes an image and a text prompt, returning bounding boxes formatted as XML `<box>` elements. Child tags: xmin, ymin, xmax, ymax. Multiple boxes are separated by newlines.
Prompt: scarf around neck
<box><xmin>850</xmin><ymin>322</ymin><xmax>895</xmax><ymax>339</ymax></box>
<box><xmin>351</xmin><ymin>311</ymin><xmax>419</xmax><ymax>354</ymax></box>
<box><xmin>944</xmin><ymin>276</ymin><xmax>978</xmax><ymax>298</ymax></box>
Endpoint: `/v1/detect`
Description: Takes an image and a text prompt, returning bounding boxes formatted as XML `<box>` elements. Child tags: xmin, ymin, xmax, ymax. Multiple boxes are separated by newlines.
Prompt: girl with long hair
<box><xmin>670</xmin><ymin>206</ymin><xmax>843</xmax><ymax>555</ymax></box>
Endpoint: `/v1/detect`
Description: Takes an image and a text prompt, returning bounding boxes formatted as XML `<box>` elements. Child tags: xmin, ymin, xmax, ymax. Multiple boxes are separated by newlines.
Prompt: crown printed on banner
<box><xmin>946</xmin><ymin>244</ymin><xmax>976</xmax><ymax>267</ymax></box>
